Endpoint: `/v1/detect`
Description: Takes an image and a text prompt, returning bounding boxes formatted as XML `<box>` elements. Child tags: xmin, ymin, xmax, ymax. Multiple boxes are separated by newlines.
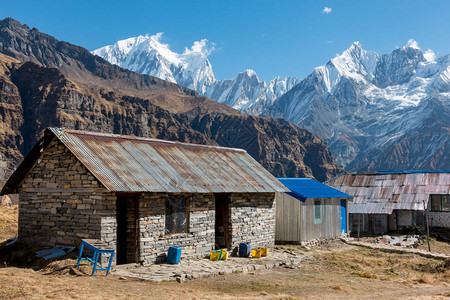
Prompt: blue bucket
<box><xmin>167</xmin><ymin>246</ymin><xmax>181</xmax><ymax>264</ymax></box>
<box><xmin>239</xmin><ymin>242</ymin><xmax>251</xmax><ymax>257</ymax></box>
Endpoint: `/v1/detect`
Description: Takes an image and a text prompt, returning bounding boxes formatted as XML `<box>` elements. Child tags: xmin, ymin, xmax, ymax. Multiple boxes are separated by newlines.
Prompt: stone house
<box><xmin>327</xmin><ymin>171</ymin><xmax>450</xmax><ymax>235</ymax></box>
<box><xmin>1</xmin><ymin>128</ymin><xmax>287</xmax><ymax>265</ymax></box>
<box><xmin>275</xmin><ymin>178</ymin><xmax>352</xmax><ymax>244</ymax></box>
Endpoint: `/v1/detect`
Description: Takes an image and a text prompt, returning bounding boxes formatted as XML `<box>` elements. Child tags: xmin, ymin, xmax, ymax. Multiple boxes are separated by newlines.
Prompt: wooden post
<box><xmin>357</xmin><ymin>214</ymin><xmax>361</xmax><ymax>241</ymax></box>
<box><xmin>424</xmin><ymin>200</ymin><xmax>431</xmax><ymax>252</ymax></box>
<box><xmin>134</xmin><ymin>197</ymin><xmax>140</xmax><ymax>263</ymax></box>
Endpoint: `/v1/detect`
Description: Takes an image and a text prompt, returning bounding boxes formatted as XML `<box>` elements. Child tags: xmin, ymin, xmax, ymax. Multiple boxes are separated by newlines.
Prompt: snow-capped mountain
<box><xmin>92</xmin><ymin>34</ymin><xmax>298</xmax><ymax>113</ymax></box>
<box><xmin>265</xmin><ymin>40</ymin><xmax>450</xmax><ymax>171</ymax></box>
<box><xmin>94</xmin><ymin>36</ymin><xmax>449</xmax><ymax>172</ymax></box>
<box><xmin>203</xmin><ymin>70</ymin><xmax>298</xmax><ymax>114</ymax></box>
<box><xmin>93</xmin><ymin>33</ymin><xmax>215</xmax><ymax>94</ymax></box>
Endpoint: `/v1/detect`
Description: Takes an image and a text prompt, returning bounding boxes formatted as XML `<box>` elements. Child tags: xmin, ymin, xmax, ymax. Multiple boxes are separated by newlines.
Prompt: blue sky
<box><xmin>2</xmin><ymin>0</ymin><xmax>449</xmax><ymax>81</ymax></box>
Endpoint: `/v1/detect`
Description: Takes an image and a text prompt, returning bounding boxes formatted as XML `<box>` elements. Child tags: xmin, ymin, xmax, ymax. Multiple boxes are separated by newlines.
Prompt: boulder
<box><xmin>1</xmin><ymin>195</ymin><xmax>11</xmax><ymax>206</ymax></box>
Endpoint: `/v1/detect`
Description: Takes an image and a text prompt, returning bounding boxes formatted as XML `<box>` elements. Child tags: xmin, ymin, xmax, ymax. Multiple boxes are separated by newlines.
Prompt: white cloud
<box><xmin>322</xmin><ymin>7</ymin><xmax>332</xmax><ymax>14</ymax></box>
<box><xmin>424</xmin><ymin>49</ymin><xmax>436</xmax><ymax>61</ymax></box>
<box><xmin>406</xmin><ymin>39</ymin><xmax>420</xmax><ymax>50</ymax></box>
<box><xmin>183</xmin><ymin>39</ymin><xmax>215</xmax><ymax>56</ymax></box>
<box><xmin>146</xmin><ymin>32</ymin><xmax>163</xmax><ymax>42</ymax></box>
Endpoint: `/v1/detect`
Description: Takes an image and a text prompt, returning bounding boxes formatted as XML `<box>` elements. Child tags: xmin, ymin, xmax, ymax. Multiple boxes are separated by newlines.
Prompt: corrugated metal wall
<box><xmin>275</xmin><ymin>193</ymin><xmax>344</xmax><ymax>243</ymax></box>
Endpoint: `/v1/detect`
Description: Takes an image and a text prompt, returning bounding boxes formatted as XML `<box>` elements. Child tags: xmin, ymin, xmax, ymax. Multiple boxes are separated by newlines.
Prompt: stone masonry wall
<box><xmin>18</xmin><ymin>138</ymin><xmax>115</xmax><ymax>248</ymax></box>
<box><xmin>137</xmin><ymin>192</ymin><xmax>275</xmax><ymax>265</ymax></box>
<box><xmin>429</xmin><ymin>211</ymin><xmax>450</xmax><ymax>228</ymax></box>
<box><xmin>229</xmin><ymin>193</ymin><xmax>275</xmax><ymax>251</ymax></box>
<box><xmin>138</xmin><ymin>193</ymin><xmax>215</xmax><ymax>264</ymax></box>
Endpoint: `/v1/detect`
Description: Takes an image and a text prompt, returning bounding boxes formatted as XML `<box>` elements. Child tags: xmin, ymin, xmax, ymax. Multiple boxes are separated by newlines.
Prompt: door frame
<box><xmin>116</xmin><ymin>194</ymin><xmax>140</xmax><ymax>264</ymax></box>
<box><xmin>340</xmin><ymin>199</ymin><xmax>347</xmax><ymax>234</ymax></box>
<box><xmin>215</xmin><ymin>193</ymin><xmax>231</xmax><ymax>250</ymax></box>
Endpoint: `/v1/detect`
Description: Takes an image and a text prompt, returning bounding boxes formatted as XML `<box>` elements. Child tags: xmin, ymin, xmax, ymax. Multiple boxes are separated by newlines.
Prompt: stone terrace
<box><xmin>114</xmin><ymin>249</ymin><xmax>310</xmax><ymax>282</ymax></box>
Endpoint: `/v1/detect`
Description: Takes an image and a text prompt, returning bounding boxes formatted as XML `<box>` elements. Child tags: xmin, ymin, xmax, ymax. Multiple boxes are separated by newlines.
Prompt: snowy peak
<box><xmin>314</xmin><ymin>42</ymin><xmax>379</xmax><ymax>92</ymax></box>
<box><xmin>311</xmin><ymin>41</ymin><xmax>443</xmax><ymax>93</ymax></box>
<box><xmin>94</xmin><ymin>34</ymin><xmax>298</xmax><ymax>113</ymax></box>
<box><xmin>92</xmin><ymin>33</ymin><xmax>215</xmax><ymax>91</ymax></box>
<box><xmin>267</xmin><ymin>41</ymin><xmax>449</xmax><ymax>171</ymax></box>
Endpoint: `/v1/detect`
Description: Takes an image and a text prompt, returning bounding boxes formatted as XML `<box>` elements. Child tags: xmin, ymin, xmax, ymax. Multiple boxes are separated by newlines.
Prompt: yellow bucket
<box><xmin>210</xmin><ymin>251</ymin><xmax>221</xmax><ymax>261</ymax></box>
<box><xmin>260</xmin><ymin>248</ymin><xmax>268</xmax><ymax>257</ymax></box>
<box><xmin>220</xmin><ymin>249</ymin><xmax>228</xmax><ymax>260</ymax></box>
<box><xmin>251</xmin><ymin>249</ymin><xmax>261</xmax><ymax>258</ymax></box>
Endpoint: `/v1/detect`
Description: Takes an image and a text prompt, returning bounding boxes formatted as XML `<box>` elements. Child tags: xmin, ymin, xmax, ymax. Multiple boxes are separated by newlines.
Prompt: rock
<box><xmin>1</xmin><ymin>195</ymin><xmax>11</xmax><ymax>206</ymax></box>
<box><xmin>402</xmin><ymin>237</ymin><xmax>419</xmax><ymax>248</ymax></box>
<box><xmin>68</xmin><ymin>267</ymin><xmax>84</xmax><ymax>276</ymax></box>
<box><xmin>390</xmin><ymin>237</ymin><xmax>404</xmax><ymax>246</ymax></box>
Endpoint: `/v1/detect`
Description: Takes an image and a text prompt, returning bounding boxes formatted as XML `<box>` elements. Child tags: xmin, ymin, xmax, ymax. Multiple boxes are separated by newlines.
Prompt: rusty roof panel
<box><xmin>327</xmin><ymin>171</ymin><xmax>450</xmax><ymax>214</ymax></box>
<box><xmin>42</xmin><ymin>128</ymin><xmax>287</xmax><ymax>193</ymax></box>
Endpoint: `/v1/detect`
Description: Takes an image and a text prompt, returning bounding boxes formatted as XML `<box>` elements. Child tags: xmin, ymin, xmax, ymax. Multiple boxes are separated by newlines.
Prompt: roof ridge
<box><xmin>50</xmin><ymin>127</ymin><xmax>246</xmax><ymax>152</ymax></box>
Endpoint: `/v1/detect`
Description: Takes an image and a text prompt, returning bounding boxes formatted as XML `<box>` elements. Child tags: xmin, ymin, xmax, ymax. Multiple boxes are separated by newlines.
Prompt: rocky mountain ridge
<box><xmin>266</xmin><ymin>41</ymin><xmax>449</xmax><ymax>171</ymax></box>
<box><xmin>93</xmin><ymin>34</ymin><xmax>299</xmax><ymax>116</ymax></box>
<box><xmin>95</xmin><ymin>34</ymin><xmax>449</xmax><ymax>171</ymax></box>
<box><xmin>0</xmin><ymin>18</ymin><xmax>343</xmax><ymax>182</ymax></box>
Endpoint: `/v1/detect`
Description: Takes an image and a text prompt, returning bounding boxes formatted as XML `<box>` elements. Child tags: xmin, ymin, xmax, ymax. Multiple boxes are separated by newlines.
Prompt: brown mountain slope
<box><xmin>0</xmin><ymin>18</ymin><xmax>236</xmax><ymax>116</ymax></box>
<box><xmin>0</xmin><ymin>18</ymin><xmax>344</xmax><ymax>182</ymax></box>
<box><xmin>189</xmin><ymin>114</ymin><xmax>340</xmax><ymax>180</ymax></box>
<box><xmin>0</xmin><ymin>53</ymin><xmax>23</xmax><ymax>178</ymax></box>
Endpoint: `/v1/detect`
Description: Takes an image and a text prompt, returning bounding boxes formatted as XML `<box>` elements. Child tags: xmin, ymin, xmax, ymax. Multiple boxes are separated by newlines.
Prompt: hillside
<box><xmin>0</xmin><ymin>18</ymin><xmax>343</xmax><ymax>182</ymax></box>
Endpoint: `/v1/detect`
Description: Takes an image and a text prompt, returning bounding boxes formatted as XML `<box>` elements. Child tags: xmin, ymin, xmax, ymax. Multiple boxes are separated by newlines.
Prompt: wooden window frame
<box><xmin>164</xmin><ymin>196</ymin><xmax>190</xmax><ymax>236</ymax></box>
<box><xmin>430</xmin><ymin>194</ymin><xmax>450</xmax><ymax>212</ymax></box>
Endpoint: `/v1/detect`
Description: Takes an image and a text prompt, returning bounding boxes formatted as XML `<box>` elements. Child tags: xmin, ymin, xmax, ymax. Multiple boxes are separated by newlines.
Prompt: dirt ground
<box><xmin>1</xmin><ymin>205</ymin><xmax>449</xmax><ymax>299</ymax></box>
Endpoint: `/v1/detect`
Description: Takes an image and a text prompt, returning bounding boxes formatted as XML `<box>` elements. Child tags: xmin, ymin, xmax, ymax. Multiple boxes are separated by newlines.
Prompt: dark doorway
<box><xmin>215</xmin><ymin>194</ymin><xmax>230</xmax><ymax>250</ymax></box>
<box><xmin>116</xmin><ymin>196</ymin><xmax>139</xmax><ymax>264</ymax></box>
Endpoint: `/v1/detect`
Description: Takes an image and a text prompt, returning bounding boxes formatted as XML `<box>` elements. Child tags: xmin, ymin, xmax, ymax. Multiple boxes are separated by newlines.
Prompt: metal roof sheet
<box><xmin>2</xmin><ymin>128</ymin><xmax>288</xmax><ymax>194</ymax></box>
<box><xmin>277</xmin><ymin>178</ymin><xmax>353</xmax><ymax>202</ymax></box>
<box><xmin>327</xmin><ymin>172</ymin><xmax>450</xmax><ymax>214</ymax></box>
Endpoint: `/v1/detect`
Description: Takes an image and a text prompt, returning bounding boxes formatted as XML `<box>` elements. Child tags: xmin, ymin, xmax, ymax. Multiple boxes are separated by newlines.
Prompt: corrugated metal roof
<box><xmin>277</xmin><ymin>178</ymin><xmax>353</xmax><ymax>202</ymax></box>
<box><xmin>327</xmin><ymin>172</ymin><xmax>450</xmax><ymax>214</ymax></box>
<box><xmin>4</xmin><ymin>127</ymin><xmax>287</xmax><ymax>194</ymax></box>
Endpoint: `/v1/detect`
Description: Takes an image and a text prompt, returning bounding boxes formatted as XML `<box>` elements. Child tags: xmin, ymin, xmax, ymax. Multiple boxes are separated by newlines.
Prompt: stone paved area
<box><xmin>114</xmin><ymin>249</ymin><xmax>311</xmax><ymax>282</ymax></box>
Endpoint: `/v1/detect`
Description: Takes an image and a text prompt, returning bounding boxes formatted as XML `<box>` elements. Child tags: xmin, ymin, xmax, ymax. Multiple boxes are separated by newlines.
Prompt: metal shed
<box><xmin>327</xmin><ymin>171</ymin><xmax>450</xmax><ymax>234</ymax></box>
<box><xmin>275</xmin><ymin>178</ymin><xmax>352</xmax><ymax>243</ymax></box>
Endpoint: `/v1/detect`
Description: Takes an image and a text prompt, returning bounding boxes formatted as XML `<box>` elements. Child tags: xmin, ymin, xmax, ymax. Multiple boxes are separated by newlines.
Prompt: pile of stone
<box><xmin>374</xmin><ymin>235</ymin><xmax>422</xmax><ymax>248</ymax></box>
<box><xmin>300</xmin><ymin>236</ymin><xmax>344</xmax><ymax>248</ymax></box>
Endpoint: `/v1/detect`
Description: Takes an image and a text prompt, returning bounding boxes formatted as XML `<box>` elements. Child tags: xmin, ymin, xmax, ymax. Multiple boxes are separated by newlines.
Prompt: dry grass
<box><xmin>0</xmin><ymin>243</ymin><xmax>449</xmax><ymax>299</ymax></box>
<box><xmin>0</xmin><ymin>205</ymin><xmax>18</xmax><ymax>242</ymax></box>
<box><xmin>1</xmin><ymin>207</ymin><xmax>449</xmax><ymax>299</ymax></box>
<box><xmin>416</xmin><ymin>236</ymin><xmax>450</xmax><ymax>254</ymax></box>
<box><xmin>315</xmin><ymin>246</ymin><xmax>449</xmax><ymax>285</ymax></box>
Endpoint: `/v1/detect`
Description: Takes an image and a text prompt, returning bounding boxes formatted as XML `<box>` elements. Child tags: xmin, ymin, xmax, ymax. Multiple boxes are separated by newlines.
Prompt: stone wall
<box><xmin>138</xmin><ymin>193</ymin><xmax>215</xmax><ymax>264</ymax></box>
<box><xmin>429</xmin><ymin>211</ymin><xmax>450</xmax><ymax>228</ymax></box>
<box><xmin>229</xmin><ymin>193</ymin><xmax>275</xmax><ymax>250</ymax></box>
<box><xmin>18</xmin><ymin>138</ymin><xmax>114</xmax><ymax>247</ymax></box>
<box><xmin>135</xmin><ymin>192</ymin><xmax>275</xmax><ymax>265</ymax></box>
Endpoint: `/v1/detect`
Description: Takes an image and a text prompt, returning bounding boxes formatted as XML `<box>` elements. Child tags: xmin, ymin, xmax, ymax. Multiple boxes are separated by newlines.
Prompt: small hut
<box><xmin>275</xmin><ymin>178</ymin><xmax>352</xmax><ymax>243</ymax></box>
<box><xmin>1</xmin><ymin>128</ymin><xmax>287</xmax><ymax>265</ymax></box>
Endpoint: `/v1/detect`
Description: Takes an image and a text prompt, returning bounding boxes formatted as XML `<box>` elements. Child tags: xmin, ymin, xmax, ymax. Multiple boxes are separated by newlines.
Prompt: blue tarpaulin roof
<box><xmin>277</xmin><ymin>178</ymin><xmax>353</xmax><ymax>202</ymax></box>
